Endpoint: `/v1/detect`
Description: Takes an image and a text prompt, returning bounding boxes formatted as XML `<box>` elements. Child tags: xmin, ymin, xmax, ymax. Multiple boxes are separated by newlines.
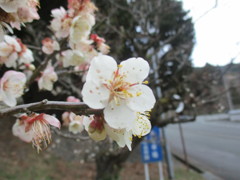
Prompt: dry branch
<box><xmin>0</xmin><ymin>99</ymin><xmax>103</xmax><ymax>118</ymax></box>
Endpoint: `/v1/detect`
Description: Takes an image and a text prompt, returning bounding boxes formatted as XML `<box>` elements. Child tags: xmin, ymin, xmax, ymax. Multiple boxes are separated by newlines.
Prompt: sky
<box><xmin>179</xmin><ymin>0</ymin><xmax>240</xmax><ymax>67</ymax></box>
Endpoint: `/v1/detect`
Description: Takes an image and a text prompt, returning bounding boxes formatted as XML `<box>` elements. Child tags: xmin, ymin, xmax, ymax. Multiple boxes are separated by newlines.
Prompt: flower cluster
<box><xmin>0</xmin><ymin>0</ymin><xmax>40</xmax><ymax>39</ymax></box>
<box><xmin>50</xmin><ymin>0</ymin><xmax>109</xmax><ymax>68</ymax></box>
<box><xmin>84</xmin><ymin>113</ymin><xmax>152</xmax><ymax>150</ymax></box>
<box><xmin>31</xmin><ymin>0</ymin><xmax>110</xmax><ymax>93</ymax></box>
<box><xmin>0</xmin><ymin>35</ymin><xmax>35</xmax><ymax>106</ymax></box>
<box><xmin>62</xmin><ymin>96</ymin><xmax>81</xmax><ymax>127</ymax></box>
<box><xmin>0</xmin><ymin>0</ymin><xmax>157</xmax><ymax>152</ymax></box>
<box><xmin>80</xmin><ymin>54</ymin><xmax>156</xmax><ymax>150</ymax></box>
<box><xmin>0</xmin><ymin>35</ymin><xmax>34</xmax><ymax>68</ymax></box>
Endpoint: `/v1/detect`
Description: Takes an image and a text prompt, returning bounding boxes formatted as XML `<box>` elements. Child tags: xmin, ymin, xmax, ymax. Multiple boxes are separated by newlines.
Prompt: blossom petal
<box><xmin>0</xmin><ymin>42</ymin><xmax>13</xmax><ymax>56</ymax></box>
<box><xmin>0</xmin><ymin>1</ymin><xmax>25</xmax><ymax>13</ymax></box>
<box><xmin>12</xmin><ymin>120</ymin><xmax>33</xmax><ymax>142</ymax></box>
<box><xmin>127</xmin><ymin>85</ymin><xmax>156</xmax><ymax>112</ymax></box>
<box><xmin>43</xmin><ymin>114</ymin><xmax>61</xmax><ymax>129</ymax></box>
<box><xmin>4</xmin><ymin>35</ymin><xmax>21</xmax><ymax>52</ymax></box>
<box><xmin>104</xmin><ymin>124</ymin><xmax>132</xmax><ymax>150</ymax></box>
<box><xmin>124</xmin><ymin>130</ymin><xmax>133</xmax><ymax>151</ymax></box>
<box><xmin>69</xmin><ymin>121</ymin><xmax>84</xmax><ymax>134</ymax></box>
<box><xmin>86</xmin><ymin>55</ymin><xmax>117</xmax><ymax>84</ymax></box>
<box><xmin>89</xmin><ymin>130</ymin><xmax>107</xmax><ymax>142</ymax></box>
<box><xmin>82</xmin><ymin>80</ymin><xmax>110</xmax><ymax>109</ymax></box>
<box><xmin>104</xmin><ymin>102</ymin><xmax>135</xmax><ymax>130</ymax></box>
<box><xmin>62</xmin><ymin>50</ymin><xmax>85</xmax><ymax>67</ymax></box>
<box><xmin>83</xmin><ymin>116</ymin><xmax>92</xmax><ymax>131</ymax></box>
<box><xmin>70</xmin><ymin>14</ymin><xmax>94</xmax><ymax>43</ymax></box>
<box><xmin>120</xmin><ymin>57</ymin><xmax>150</xmax><ymax>83</ymax></box>
<box><xmin>133</xmin><ymin>114</ymin><xmax>151</xmax><ymax>137</ymax></box>
<box><xmin>104</xmin><ymin>124</ymin><xmax>121</xmax><ymax>142</ymax></box>
<box><xmin>19</xmin><ymin>49</ymin><xmax>34</xmax><ymax>64</ymax></box>
<box><xmin>1</xmin><ymin>91</ymin><xmax>17</xmax><ymax>107</ymax></box>
<box><xmin>5</xmin><ymin>52</ymin><xmax>18</xmax><ymax>68</ymax></box>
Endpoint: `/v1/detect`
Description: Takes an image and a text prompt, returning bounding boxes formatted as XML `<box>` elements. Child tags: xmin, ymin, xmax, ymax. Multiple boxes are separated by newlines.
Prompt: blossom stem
<box><xmin>57</xmin><ymin>69</ymin><xmax>85</xmax><ymax>76</ymax></box>
<box><xmin>26</xmin><ymin>44</ymin><xmax>42</xmax><ymax>50</ymax></box>
<box><xmin>0</xmin><ymin>99</ymin><xmax>103</xmax><ymax>118</ymax></box>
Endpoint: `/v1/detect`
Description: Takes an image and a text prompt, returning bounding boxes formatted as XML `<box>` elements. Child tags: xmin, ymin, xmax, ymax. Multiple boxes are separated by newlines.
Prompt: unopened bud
<box><xmin>28</xmin><ymin>64</ymin><xmax>36</xmax><ymax>71</ymax></box>
<box><xmin>88</xmin><ymin>125</ymin><xmax>96</xmax><ymax>134</ymax></box>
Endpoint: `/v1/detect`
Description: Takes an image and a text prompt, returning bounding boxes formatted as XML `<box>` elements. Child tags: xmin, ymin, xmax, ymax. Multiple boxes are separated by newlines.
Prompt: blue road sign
<box><xmin>141</xmin><ymin>127</ymin><xmax>163</xmax><ymax>163</ymax></box>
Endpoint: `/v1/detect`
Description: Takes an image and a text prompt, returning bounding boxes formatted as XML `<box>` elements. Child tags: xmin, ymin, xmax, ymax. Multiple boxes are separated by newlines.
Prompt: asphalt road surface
<box><xmin>166</xmin><ymin>120</ymin><xmax>240</xmax><ymax>180</ymax></box>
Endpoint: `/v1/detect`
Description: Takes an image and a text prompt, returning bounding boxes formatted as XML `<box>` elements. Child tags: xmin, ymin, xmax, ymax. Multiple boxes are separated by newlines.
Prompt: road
<box><xmin>166</xmin><ymin>120</ymin><xmax>240</xmax><ymax>180</ymax></box>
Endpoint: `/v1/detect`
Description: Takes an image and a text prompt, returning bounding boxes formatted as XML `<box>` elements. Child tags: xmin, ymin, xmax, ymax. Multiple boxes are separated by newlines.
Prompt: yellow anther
<box><xmin>118</xmin><ymin>65</ymin><xmax>123</xmax><ymax>68</ymax></box>
<box><xmin>136</xmin><ymin>92</ymin><xmax>142</xmax><ymax>96</ymax></box>
<box><xmin>128</xmin><ymin>92</ymin><xmax>134</xmax><ymax>97</ymax></box>
<box><xmin>143</xmin><ymin>80</ymin><xmax>149</xmax><ymax>84</ymax></box>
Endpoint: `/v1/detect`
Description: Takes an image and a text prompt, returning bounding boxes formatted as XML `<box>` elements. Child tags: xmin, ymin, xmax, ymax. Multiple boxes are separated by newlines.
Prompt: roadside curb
<box><xmin>172</xmin><ymin>153</ymin><xmax>223</xmax><ymax>180</ymax></box>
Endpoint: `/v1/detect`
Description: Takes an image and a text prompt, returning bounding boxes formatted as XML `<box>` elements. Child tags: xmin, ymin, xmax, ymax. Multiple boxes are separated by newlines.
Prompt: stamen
<box><xmin>136</xmin><ymin>92</ymin><xmax>142</xmax><ymax>96</ymax></box>
<box><xmin>135</xmin><ymin>111</ymin><xmax>151</xmax><ymax>138</ymax></box>
<box><xmin>31</xmin><ymin>120</ymin><xmax>52</xmax><ymax>153</ymax></box>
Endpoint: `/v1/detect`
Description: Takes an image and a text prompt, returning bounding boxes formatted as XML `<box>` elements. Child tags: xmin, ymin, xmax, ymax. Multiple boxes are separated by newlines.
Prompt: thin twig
<box><xmin>57</xmin><ymin>69</ymin><xmax>85</xmax><ymax>76</ymax></box>
<box><xmin>0</xmin><ymin>99</ymin><xmax>103</xmax><ymax>118</ymax></box>
<box><xmin>26</xmin><ymin>44</ymin><xmax>42</xmax><ymax>50</ymax></box>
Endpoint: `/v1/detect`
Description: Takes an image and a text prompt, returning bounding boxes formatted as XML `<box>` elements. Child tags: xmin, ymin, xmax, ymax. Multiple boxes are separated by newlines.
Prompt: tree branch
<box><xmin>57</xmin><ymin>69</ymin><xmax>85</xmax><ymax>76</ymax></box>
<box><xmin>0</xmin><ymin>99</ymin><xmax>103</xmax><ymax>118</ymax></box>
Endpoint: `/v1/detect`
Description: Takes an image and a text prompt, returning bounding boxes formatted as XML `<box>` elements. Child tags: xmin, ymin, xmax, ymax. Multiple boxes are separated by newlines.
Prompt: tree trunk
<box><xmin>95</xmin><ymin>138</ymin><xmax>143</xmax><ymax>180</ymax></box>
<box><xmin>95</xmin><ymin>150</ymin><xmax>130</xmax><ymax>180</ymax></box>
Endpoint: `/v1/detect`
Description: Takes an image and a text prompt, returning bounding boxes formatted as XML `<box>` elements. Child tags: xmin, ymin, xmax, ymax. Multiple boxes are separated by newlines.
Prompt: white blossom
<box><xmin>0</xmin><ymin>70</ymin><xmax>26</xmax><ymax>107</ymax></box>
<box><xmin>82</xmin><ymin>55</ymin><xmax>156</xmax><ymax>130</ymax></box>
<box><xmin>69</xmin><ymin>14</ymin><xmax>95</xmax><ymax>44</ymax></box>
<box><xmin>0</xmin><ymin>35</ymin><xmax>21</xmax><ymax>68</ymax></box>
<box><xmin>12</xmin><ymin>113</ymin><xmax>61</xmax><ymax>152</ymax></box>
<box><xmin>41</xmin><ymin>37</ymin><xmax>60</xmax><ymax>54</ymax></box>
<box><xmin>38</xmin><ymin>63</ymin><xmax>58</xmax><ymax>91</ymax></box>
<box><xmin>82</xmin><ymin>115</ymin><xmax>106</xmax><ymax>142</ymax></box>
<box><xmin>68</xmin><ymin>112</ymin><xmax>84</xmax><ymax>134</ymax></box>
<box><xmin>50</xmin><ymin>7</ymin><xmax>72</xmax><ymax>39</ymax></box>
<box><xmin>83</xmin><ymin>112</ymin><xmax>152</xmax><ymax>151</ymax></box>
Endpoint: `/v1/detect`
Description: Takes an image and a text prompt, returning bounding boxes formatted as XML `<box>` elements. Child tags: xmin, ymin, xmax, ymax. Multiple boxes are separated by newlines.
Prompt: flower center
<box><xmin>104</xmin><ymin>68</ymin><xmax>134</xmax><ymax>105</ymax></box>
<box><xmin>104</xmin><ymin>66</ymin><xmax>148</xmax><ymax>105</ymax></box>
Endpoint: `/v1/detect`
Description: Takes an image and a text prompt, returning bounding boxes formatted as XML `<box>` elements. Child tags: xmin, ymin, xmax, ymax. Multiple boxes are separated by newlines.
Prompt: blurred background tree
<box><xmin>92</xmin><ymin>0</ymin><xmax>195</xmax><ymax>179</ymax></box>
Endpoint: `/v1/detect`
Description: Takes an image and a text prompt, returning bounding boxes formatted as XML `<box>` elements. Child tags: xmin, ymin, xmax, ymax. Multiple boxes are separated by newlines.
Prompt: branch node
<box><xmin>23</xmin><ymin>108</ymin><xmax>31</xmax><ymax>114</ymax></box>
<box><xmin>42</xmin><ymin>99</ymin><xmax>48</xmax><ymax>104</ymax></box>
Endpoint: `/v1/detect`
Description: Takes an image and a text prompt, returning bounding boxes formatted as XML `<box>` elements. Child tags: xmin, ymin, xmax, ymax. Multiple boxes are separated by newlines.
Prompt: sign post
<box><xmin>141</xmin><ymin>127</ymin><xmax>164</xmax><ymax>180</ymax></box>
